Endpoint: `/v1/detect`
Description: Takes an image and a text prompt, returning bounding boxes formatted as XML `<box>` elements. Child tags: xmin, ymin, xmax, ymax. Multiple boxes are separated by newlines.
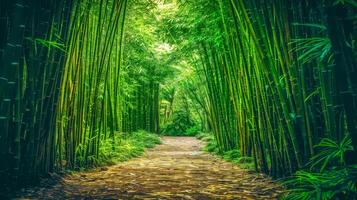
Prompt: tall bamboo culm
<box><xmin>176</xmin><ymin>0</ymin><xmax>357</xmax><ymax>177</ymax></box>
<box><xmin>0</xmin><ymin>0</ymin><xmax>73</xmax><ymax>187</ymax></box>
<box><xmin>57</xmin><ymin>0</ymin><xmax>128</xmax><ymax>169</ymax></box>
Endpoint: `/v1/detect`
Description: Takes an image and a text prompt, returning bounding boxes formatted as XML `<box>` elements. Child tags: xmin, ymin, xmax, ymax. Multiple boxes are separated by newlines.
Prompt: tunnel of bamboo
<box><xmin>1</xmin><ymin>0</ymin><xmax>357</xmax><ymax>198</ymax></box>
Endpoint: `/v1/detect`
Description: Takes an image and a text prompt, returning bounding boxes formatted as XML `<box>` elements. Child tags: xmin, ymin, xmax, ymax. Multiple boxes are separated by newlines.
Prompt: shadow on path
<box><xmin>17</xmin><ymin>137</ymin><xmax>283</xmax><ymax>199</ymax></box>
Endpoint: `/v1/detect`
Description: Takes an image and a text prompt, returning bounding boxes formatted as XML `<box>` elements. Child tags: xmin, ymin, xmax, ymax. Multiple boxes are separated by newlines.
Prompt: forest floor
<box><xmin>16</xmin><ymin>137</ymin><xmax>283</xmax><ymax>200</ymax></box>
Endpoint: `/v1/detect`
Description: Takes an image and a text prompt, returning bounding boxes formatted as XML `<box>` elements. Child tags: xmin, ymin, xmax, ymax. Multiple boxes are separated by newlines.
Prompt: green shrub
<box><xmin>161</xmin><ymin>109</ymin><xmax>198</xmax><ymax>136</ymax></box>
<box><xmin>196</xmin><ymin>132</ymin><xmax>214</xmax><ymax>142</ymax></box>
<box><xmin>129</xmin><ymin>130</ymin><xmax>162</xmax><ymax>148</ymax></box>
<box><xmin>97</xmin><ymin>130</ymin><xmax>161</xmax><ymax>166</ymax></box>
<box><xmin>196</xmin><ymin>132</ymin><xmax>255</xmax><ymax>170</ymax></box>
<box><xmin>195</xmin><ymin>132</ymin><xmax>207</xmax><ymax>140</ymax></box>
<box><xmin>222</xmin><ymin>150</ymin><xmax>254</xmax><ymax>170</ymax></box>
<box><xmin>185</xmin><ymin>125</ymin><xmax>201</xmax><ymax>136</ymax></box>
<box><xmin>196</xmin><ymin>132</ymin><xmax>218</xmax><ymax>152</ymax></box>
<box><xmin>223</xmin><ymin>150</ymin><xmax>241</xmax><ymax>161</ymax></box>
<box><xmin>204</xmin><ymin>140</ymin><xmax>220</xmax><ymax>153</ymax></box>
<box><xmin>282</xmin><ymin>136</ymin><xmax>357</xmax><ymax>200</ymax></box>
<box><xmin>282</xmin><ymin>167</ymin><xmax>357</xmax><ymax>200</ymax></box>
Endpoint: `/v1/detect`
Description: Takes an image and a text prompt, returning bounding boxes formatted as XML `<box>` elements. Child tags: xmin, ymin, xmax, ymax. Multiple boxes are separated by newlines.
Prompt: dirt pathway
<box><xmin>17</xmin><ymin>137</ymin><xmax>283</xmax><ymax>199</ymax></box>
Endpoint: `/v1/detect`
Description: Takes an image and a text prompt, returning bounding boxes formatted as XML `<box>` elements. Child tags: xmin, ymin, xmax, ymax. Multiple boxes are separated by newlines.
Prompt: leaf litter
<box><xmin>16</xmin><ymin>137</ymin><xmax>283</xmax><ymax>199</ymax></box>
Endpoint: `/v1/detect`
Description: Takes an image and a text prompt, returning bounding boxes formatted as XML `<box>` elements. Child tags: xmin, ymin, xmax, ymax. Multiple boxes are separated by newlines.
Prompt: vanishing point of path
<box><xmin>17</xmin><ymin>137</ymin><xmax>283</xmax><ymax>199</ymax></box>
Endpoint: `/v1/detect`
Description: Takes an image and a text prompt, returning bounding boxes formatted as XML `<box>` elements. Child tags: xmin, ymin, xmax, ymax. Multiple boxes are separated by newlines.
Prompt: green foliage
<box><xmin>25</xmin><ymin>37</ymin><xmax>66</xmax><ymax>52</ymax></box>
<box><xmin>282</xmin><ymin>168</ymin><xmax>357</xmax><ymax>200</ymax></box>
<box><xmin>57</xmin><ymin>0</ymin><xmax>130</xmax><ymax>170</ymax></box>
<box><xmin>71</xmin><ymin>130</ymin><xmax>161</xmax><ymax>170</ymax></box>
<box><xmin>161</xmin><ymin>109</ymin><xmax>197</xmax><ymax>136</ymax></box>
<box><xmin>205</xmin><ymin>141</ymin><xmax>220</xmax><ymax>154</ymax></box>
<box><xmin>195</xmin><ymin>132</ymin><xmax>209</xmax><ymax>140</ymax></box>
<box><xmin>310</xmin><ymin>136</ymin><xmax>353</xmax><ymax>172</ymax></box>
<box><xmin>0</xmin><ymin>0</ymin><xmax>74</xmax><ymax>187</ymax></box>
<box><xmin>165</xmin><ymin>0</ymin><xmax>357</xmax><ymax>183</ymax></box>
<box><xmin>97</xmin><ymin>130</ymin><xmax>161</xmax><ymax>166</ymax></box>
<box><xmin>129</xmin><ymin>130</ymin><xmax>162</xmax><ymax>148</ymax></box>
<box><xmin>185</xmin><ymin>125</ymin><xmax>201</xmax><ymax>136</ymax></box>
<box><xmin>222</xmin><ymin>151</ymin><xmax>255</xmax><ymax>170</ymax></box>
<box><xmin>197</xmin><ymin>132</ymin><xmax>220</xmax><ymax>153</ymax></box>
<box><xmin>159</xmin><ymin>67</ymin><xmax>205</xmax><ymax>137</ymax></box>
<box><xmin>283</xmin><ymin>136</ymin><xmax>357</xmax><ymax>199</ymax></box>
<box><xmin>197</xmin><ymin>132</ymin><xmax>255</xmax><ymax>170</ymax></box>
<box><xmin>1</xmin><ymin>1</ymin><xmax>357</xmax><ymax>198</ymax></box>
<box><xmin>291</xmin><ymin>37</ymin><xmax>332</xmax><ymax>64</ymax></box>
<box><xmin>223</xmin><ymin>150</ymin><xmax>241</xmax><ymax>161</ymax></box>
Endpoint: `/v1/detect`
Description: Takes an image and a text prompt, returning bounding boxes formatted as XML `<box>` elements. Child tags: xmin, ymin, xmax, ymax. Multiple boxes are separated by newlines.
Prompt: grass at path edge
<box><xmin>196</xmin><ymin>132</ymin><xmax>255</xmax><ymax>170</ymax></box>
<box><xmin>96</xmin><ymin>130</ymin><xmax>162</xmax><ymax>167</ymax></box>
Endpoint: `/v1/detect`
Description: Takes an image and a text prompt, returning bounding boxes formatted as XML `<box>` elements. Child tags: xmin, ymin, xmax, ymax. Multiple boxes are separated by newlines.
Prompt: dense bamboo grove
<box><xmin>57</xmin><ymin>0</ymin><xmax>129</xmax><ymax>169</ymax></box>
<box><xmin>0</xmin><ymin>0</ymin><xmax>167</xmax><ymax>189</ymax></box>
<box><xmin>1</xmin><ymin>0</ymin><xmax>357</xmax><ymax>198</ymax></box>
<box><xmin>0</xmin><ymin>0</ymin><xmax>73</xmax><ymax>185</ymax></box>
<box><xmin>162</xmin><ymin>0</ymin><xmax>357</xmax><ymax>176</ymax></box>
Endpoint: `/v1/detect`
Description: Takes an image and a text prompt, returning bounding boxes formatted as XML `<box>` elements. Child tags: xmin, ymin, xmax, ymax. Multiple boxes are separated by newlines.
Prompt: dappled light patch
<box><xmin>16</xmin><ymin>137</ymin><xmax>283</xmax><ymax>199</ymax></box>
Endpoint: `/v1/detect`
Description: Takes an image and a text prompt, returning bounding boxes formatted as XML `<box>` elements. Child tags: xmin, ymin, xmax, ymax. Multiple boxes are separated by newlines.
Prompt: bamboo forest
<box><xmin>1</xmin><ymin>0</ymin><xmax>357</xmax><ymax>199</ymax></box>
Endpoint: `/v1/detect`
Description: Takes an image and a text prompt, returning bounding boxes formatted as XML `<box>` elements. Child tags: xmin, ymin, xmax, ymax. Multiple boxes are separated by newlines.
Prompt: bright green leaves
<box><xmin>310</xmin><ymin>136</ymin><xmax>353</xmax><ymax>172</ymax></box>
<box><xmin>283</xmin><ymin>169</ymin><xmax>356</xmax><ymax>200</ymax></box>
<box><xmin>291</xmin><ymin>37</ymin><xmax>332</xmax><ymax>64</ymax></box>
<box><xmin>25</xmin><ymin>37</ymin><xmax>66</xmax><ymax>52</ymax></box>
<box><xmin>283</xmin><ymin>136</ymin><xmax>356</xmax><ymax>200</ymax></box>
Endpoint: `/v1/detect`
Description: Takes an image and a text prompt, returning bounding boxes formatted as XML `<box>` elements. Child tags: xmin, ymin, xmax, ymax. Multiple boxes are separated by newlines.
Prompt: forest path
<box><xmin>17</xmin><ymin>137</ymin><xmax>283</xmax><ymax>199</ymax></box>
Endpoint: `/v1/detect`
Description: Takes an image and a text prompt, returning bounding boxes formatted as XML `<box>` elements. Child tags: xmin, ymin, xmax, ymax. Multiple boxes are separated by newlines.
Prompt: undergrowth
<box><xmin>161</xmin><ymin>124</ymin><xmax>201</xmax><ymax>137</ymax></box>
<box><xmin>282</xmin><ymin>136</ymin><xmax>357</xmax><ymax>200</ymax></box>
<box><xmin>197</xmin><ymin>132</ymin><xmax>357</xmax><ymax>199</ymax></box>
<box><xmin>79</xmin><ymin>130</ymin><xmax>161</xmax><ymax>170</ymax></box>
<box><xmin>196</xmin><ymin>132</ymin><xmax>255</xmax><ymax>170</ymax></box>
